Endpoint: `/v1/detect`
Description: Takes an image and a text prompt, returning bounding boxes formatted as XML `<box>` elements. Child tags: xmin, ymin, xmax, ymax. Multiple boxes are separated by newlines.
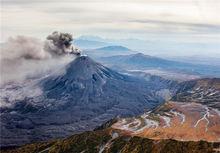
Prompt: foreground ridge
<box><xmin>2</xmin><ymin>128</ymin><xmax>220</xmax><ymax>153</ymax></box>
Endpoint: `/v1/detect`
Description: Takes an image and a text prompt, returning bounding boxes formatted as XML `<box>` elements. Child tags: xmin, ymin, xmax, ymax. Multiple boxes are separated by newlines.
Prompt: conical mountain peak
<box><xmin>64</xmin><ymin>55</ymin><xmax>123</xmax><ymax>80</ymax></box>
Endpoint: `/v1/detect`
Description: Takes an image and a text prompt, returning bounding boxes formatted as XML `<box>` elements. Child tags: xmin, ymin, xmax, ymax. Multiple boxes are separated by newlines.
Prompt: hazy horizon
<box><xmin>1</xmin><ymin>0</ymin><xmax>220</xmax><ymax>57</ymax></box>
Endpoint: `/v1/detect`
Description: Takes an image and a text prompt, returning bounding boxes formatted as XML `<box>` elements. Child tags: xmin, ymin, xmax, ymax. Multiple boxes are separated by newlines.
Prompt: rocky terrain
<box><xmin>173</xmin><ymin>78</ymin><xmax>220</xmax><ymax>109</ymax></box>
<box><xmin>2</xmin><ymin>128</ymin><xmax>220</xmax><ymax>153</ymax></box>
<box><xmin>0</xmin><ymin>56</ymin><xmax>173</xmax><ymax>147</ymax></box>
<box><xmin>113</xmin><ymin>101</ymin><xmax>220</xmax><ymax>142</ymax></box>
<box><xmin>112</xmin><ymin>78</ymin><xmax>220</xmax><ymax>142</ymax></box>
<box><xmin>2</xmin><ymin>78</ymin><xmax>220</xmax><ymax>153</ymax></box>
<box><xmin>1</xmin><ymin>55</ymin><xmax>219</xmax><ymax>152</ymax></box>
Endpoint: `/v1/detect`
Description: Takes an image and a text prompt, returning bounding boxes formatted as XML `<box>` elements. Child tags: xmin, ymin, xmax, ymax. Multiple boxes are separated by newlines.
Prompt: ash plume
<box><xmin>0</xmin><ymin>32</ymin><xmax>81</xmax><ymax>85</ymax></box>
<box><xmin>44</xmin><ymin>31</ymin><xmax>81</xmax><ymax>56</ymax></box>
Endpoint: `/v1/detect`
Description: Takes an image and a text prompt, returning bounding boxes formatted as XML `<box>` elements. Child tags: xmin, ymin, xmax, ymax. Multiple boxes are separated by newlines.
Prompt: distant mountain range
<box><xmin>74</xmin><ymin>35</ymin><xmax>149</xmax><ymax>52</ymax></box>
<box><xmin>95</xmin><ymin>46</ymin><xmax>131</xmax><ymax>52</ymax></box>
<box><xmin>99</xmin><ymin>53</ymin><xmax>220</xmax><ymax>78</ymax></box>
<box><xmin>84</xmin><ymin>45</ymin><xmax>135</xmax><ymax>57</ymax></box>
<box><xmin>167</xmin><ymin>56</ymin><xmax>220</xmax><ymax>67</ymax></box>
<box><xmin>74</xmin><ymin>35</ymin><xmax>220</xmax><ymax>59</ymax></box>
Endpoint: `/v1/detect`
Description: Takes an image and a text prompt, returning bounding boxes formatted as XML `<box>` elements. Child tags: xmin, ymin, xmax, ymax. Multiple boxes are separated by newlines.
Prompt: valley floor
<box><xmin>112</xmin><ymin>101</ymin><xmax>220</xmax><ymax>142</ymax></box>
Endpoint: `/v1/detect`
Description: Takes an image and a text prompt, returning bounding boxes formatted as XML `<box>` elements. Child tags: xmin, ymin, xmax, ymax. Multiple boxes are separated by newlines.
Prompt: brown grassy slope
<box><xmin>2</xmin><ymin>128</ymin><xmax>220</xmax><ymax>153</ymax></box>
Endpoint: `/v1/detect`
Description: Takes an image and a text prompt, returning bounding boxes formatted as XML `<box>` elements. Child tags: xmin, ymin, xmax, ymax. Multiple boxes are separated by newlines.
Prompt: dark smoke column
<box><xmin>44</xmin><ymin>31</ymin><xmax>81</xmax><ymax>56</ymax></box>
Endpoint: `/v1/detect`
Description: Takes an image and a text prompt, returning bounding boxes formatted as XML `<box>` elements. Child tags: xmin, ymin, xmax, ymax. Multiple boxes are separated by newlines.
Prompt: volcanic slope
<box><xmin>173</xmin><ymin>78</ymin><xmax>220</xmax><ymax>109</ymax></box>
<box><xmin>0</xmin><ymin>56</ymin><xmax>167</xmax><ymax>147</ymax></box>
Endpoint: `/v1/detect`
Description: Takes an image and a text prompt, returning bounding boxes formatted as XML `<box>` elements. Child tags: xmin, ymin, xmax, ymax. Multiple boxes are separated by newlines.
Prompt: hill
<box><xmin>2</xmin><ymin>128</ymin><xmax>220</xmax><ymax>153</ymax></box>
<box><xmin>112</xmin><ymin>78</ymin><xmax>220</xmax><ymax>142</ymax></box>
<box><xmin>85</xmin><ymin>46</ymin><xmax>135</xmax><ymax>58</ymax></box>
<box><xmin>95</xmin><ymin>46</ymin><xmax>131</xmax><ymax>52</ymax></box>
<box><xmin>2</xmin><ymin>78</ymin><xmax>220</xmax><ymax>152</ymax></box>
<box><xmin>99</xmin><ymin>53</ymin><xmax>220</xmax><ymax>78</ymax></box>
<box><xmin>0</xmin><ymin>56</ymin><xmax>169</xmax><ymax>147</ymax></box>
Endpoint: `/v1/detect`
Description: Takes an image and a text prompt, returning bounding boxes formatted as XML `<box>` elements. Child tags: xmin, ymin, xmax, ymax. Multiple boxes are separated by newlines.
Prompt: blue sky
<box><xmin>1</xmin><ymin>0</ymin><xmax>220</xmax><ymax>56</ymax></box>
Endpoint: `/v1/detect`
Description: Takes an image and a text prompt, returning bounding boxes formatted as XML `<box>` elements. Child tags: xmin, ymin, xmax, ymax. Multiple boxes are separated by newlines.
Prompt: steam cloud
<box><xmin>0</xmin><ymin>32</ymin><xmax>81</xmax><ymax>85</ymax></box>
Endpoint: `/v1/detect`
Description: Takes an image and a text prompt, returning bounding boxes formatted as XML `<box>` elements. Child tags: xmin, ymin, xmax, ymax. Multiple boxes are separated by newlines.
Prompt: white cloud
<box><xmin>1</xmin><ymin>0</ymin><xmax>220</xmax><ymax>46</ymax></box>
